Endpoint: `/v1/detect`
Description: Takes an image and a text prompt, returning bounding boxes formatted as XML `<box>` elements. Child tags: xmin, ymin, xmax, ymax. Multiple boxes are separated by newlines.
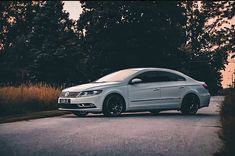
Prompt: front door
<box><xmin>128</xmin><ymin>82</ymin><xmax>161</xmax><ymax>109</ymax></box>
<box><xmin>128</xmin><ymin>71</ymin><xmax>162</xmax><ymax>110</ymax></box>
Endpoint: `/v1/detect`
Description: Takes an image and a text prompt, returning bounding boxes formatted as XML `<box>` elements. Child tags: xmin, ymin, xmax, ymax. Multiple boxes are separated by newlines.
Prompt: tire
<box><xmin>72</xmin><ymin>111</ymin><xmax>88</xmax><ymax>117</ymax></box>
<box><xmin>181</xmin><ymin>94</ymin><xmax>200</xmax><ymax>115</ymax></box>
<box><xmin>103</xmin><ymin>94</ymin><xmax>125</xmax><ymax>117</ymax></box>
<box><xmin>150</xmin><ymin>110</ymin><xmax>161</xmax><ymax>115</ymax></box>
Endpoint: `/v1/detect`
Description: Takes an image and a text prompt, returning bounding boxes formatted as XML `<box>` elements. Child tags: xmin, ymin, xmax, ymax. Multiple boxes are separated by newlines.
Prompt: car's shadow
<box><xmin>62</xmin><ymin>111</ymin><xmax>219</xmax><ymax>119</ymax></box>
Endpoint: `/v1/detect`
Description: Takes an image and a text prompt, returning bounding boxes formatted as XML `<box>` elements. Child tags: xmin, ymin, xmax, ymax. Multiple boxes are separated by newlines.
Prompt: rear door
<box><xmin>155</xmin><ymin>71</ymin><xmax>186</xmax><ymax>108</ymax></box>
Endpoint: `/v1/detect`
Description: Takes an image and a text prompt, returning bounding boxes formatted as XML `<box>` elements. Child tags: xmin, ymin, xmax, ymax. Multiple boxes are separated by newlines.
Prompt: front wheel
<box><xmin>72</xmin><ymin>111</ymin><xmax>88</xmax><ymax>117</ymax></box>
<box><xmin>103</xmin><ymin>94</ymin><xmax>125</xmax><ymax>117</ymax></box>
<box><xmin>181</xmin><ymin>94</ymin><xmax>200</xmax><ymax>115</ymax></box>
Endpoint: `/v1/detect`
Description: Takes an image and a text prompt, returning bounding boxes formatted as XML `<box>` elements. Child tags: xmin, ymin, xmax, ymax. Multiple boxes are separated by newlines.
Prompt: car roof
<box><xmin>127</xmin><ymin>67</ymin><xmax>177</xmax><ymax>72</ymax></box>
<box><xmin>123</xmin><ymin>67</ymin><xmax>194</xmax><ymax>81</ymax></box>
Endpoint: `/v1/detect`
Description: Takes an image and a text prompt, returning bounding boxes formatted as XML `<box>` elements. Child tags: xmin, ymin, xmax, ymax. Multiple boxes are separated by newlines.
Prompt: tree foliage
<box><xmin>182</xmin><ymin>1</ymin><xmax>235</xmax><ymax>94</ymax></box>
<box><xmin>0</xmin><ymin>1</ymin><xmax>80</xmax><ymax>84</ymax></box>
<box><xmin>0</xmin><ymin>1</ymin><xmax>234</xmax><ymax>94</ymax></box>
<box><xmin>78</xmin><ymin>1</ymin><xmax>188</xmax><ymax>80</ymax></box>
<box><xmin>77</xmin><ymin>1</ymin><xmax>234</xmax><ymax>93</ymax></box>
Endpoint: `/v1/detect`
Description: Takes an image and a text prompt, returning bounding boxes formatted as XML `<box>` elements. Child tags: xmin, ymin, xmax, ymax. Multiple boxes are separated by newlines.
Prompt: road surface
<box><xmin>0</xmin><ymin>96</ymin><xmax>223</xmax><ymax>156</ymax></box>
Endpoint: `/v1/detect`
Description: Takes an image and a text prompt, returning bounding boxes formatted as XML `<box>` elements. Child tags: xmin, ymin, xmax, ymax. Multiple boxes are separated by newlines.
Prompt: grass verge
<box><xmin>215</xmin><ymin>88</ymin><xmax>235</xmax><ymax>156</ymax></box>
<box><xmin>0</xmin><ymin>84</ymin><xmax>61</xmax><ymax>117</ymax></box>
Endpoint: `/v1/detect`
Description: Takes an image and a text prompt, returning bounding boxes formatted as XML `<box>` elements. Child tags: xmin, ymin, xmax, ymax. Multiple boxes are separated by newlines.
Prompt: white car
<box><xmin>58</xmin><ymin>68</ymin><xmax>210</xmax><ymax>117</ymax></box>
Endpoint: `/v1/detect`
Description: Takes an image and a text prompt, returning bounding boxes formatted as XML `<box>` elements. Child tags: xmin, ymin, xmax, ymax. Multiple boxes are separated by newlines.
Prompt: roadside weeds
<box><xmin>215</xmin><ymin>89</ymin><xmax>235</xmax><ymax>156</ymax></box>
<box><xmin>0</xmin><ymin>84</ymin><xmax>61</xmax><ymax>117</ymax></box>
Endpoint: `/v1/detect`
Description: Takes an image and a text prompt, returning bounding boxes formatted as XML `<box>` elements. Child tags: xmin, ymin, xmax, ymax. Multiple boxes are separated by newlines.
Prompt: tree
<box><xmin>183</xmin><ymin>1</ymin><xmax>235</xmax><ymax>94</ymax></box>
<box><xmin>27</xmin><ymin>1</ymin><xmax>80</xmax><ymax>84</ymax></box>
<box><xmin>77</xmin><ymin>1</ymin><xmax>188</xmax><ymax>80</ymax></box>
<box><xmin>0</xmin><ymin>1</ymin><xmax>33</xmax><ymax>84</ymax></box>
<box><xmin>0</xmin><ymin>1</ymin><xmax>81</xmax><ymax>84</ymax></box>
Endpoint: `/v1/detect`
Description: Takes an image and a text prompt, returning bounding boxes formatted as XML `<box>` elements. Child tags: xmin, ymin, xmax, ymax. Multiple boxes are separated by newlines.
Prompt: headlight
<box><xmin>60</xmin><ymin>92</ymin><xmax>80</xmax><ymax>98</ymax></box>
<box><xmin>79</xmin><ymin>90</ymin><xmax>102</xmax><ymax>97</ymax></box>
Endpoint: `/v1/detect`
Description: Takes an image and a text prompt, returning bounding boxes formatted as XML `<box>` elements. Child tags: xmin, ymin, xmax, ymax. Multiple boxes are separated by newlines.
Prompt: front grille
<box><xmin>58</xmin><ymin>104</ymin><xmax>79</xmax><ymax>109</ymax></box>
<box><xmin>58</xmin><ymin>103</ymin><xmax>96</xmax><ymax>109</ymax></box>
<box><xmin>60</xmin><ymin>92</ymin><xmax>80</xmax><ymax>98</ymax></box>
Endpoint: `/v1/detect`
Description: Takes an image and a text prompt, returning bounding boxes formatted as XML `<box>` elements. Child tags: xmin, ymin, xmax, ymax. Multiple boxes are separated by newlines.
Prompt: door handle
<box><xmin>153</xmin><ymin>88</ymin><xmax>160</xmax><ymax>91</ymax></box>
<box><xmin>179</xmin><ymin>86</ymin><xmax>184</xmax><ymax>89</ymax></box>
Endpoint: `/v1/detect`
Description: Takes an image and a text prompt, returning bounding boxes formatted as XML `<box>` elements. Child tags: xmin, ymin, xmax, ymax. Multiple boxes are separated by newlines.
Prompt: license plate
<box><xmin>60</xmin><ymin>99</ymin><xmax>70</xmax><ymax>104</ymax></box>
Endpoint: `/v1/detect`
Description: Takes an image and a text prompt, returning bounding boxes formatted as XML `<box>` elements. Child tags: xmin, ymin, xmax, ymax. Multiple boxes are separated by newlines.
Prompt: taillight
<box><xmin>203</xmin><ymin>83</ymin><xmax>208</xmax><ymax>90</ymax></box>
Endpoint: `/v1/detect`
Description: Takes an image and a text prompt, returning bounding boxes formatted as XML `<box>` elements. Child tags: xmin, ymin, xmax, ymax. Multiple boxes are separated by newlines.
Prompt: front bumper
<box><xmin>58</xmin><ymin>95</ymin><xmax>103</xmax><ymax>112</ymax></box>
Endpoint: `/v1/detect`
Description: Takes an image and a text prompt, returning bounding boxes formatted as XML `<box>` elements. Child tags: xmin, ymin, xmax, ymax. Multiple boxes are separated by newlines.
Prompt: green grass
<box><xmin>215</xmin><ymin>89</ymin><xmax>235</xmax><ymax>156</ymax></box>
<box><xmin>0</xmin><ymin>84</ymin><xmax>61</xmax><ymax>117</ymax></box>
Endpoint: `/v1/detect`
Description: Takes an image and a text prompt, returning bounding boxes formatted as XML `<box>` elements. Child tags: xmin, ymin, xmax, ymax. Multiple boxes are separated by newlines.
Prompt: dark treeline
<box><xmin>0</xmin><ymin>1</ymin><xmax>234</xmax><ymax>94</ymax></box>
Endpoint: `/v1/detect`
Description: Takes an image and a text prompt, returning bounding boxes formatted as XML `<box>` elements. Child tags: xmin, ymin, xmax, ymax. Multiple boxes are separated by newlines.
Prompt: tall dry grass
<box><xmin>0</xmin><ymin>84</ymin><xmax>61</xmax><ymax>116</ymax></box>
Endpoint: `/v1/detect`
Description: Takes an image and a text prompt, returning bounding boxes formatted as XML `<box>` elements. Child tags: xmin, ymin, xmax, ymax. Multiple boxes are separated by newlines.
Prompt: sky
<box><xmin>63</xmin><ymin>1</ymin><xmax>235</xmax><ymax>88</ymax></box>
<box><xmin>63</xmin><ymin>1</ymin><xmax>82</xmax><ymax>19</ymax></box>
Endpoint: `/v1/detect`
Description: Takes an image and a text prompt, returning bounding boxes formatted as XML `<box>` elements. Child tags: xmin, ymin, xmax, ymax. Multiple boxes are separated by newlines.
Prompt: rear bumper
<box><xmin>199</xmin><ymin>93</ymin><xmax>210</xmax><ymax>108</ymax></box>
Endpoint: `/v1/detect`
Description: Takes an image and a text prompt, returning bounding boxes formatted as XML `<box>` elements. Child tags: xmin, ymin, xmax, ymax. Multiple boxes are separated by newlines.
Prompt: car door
<box><xmin>128</xmin><ymin>71</ymin><xmax>161</xmax><ymax>110</ymax></box>
<box><xmin>156</xmin><ymin>71</ymin><xmax>186</xmax><ymax>108</ymax></box>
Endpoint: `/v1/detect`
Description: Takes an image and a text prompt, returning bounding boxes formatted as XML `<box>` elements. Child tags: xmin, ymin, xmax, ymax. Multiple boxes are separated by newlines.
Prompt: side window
<box><xmin>134</xmin><ymin>71</ymin><xmax>185</xmax><ymax>83</ymax></box>
<box><xmin>156</xmin><ymin>71</ymin><xmax>186</xmax><ymax>82</ymax></box>
<box><xmin>135</xmin><ymin>71</ymin><xmax>158</xmax><ymax>83</ymax></box>
<box><xmin>174</xmin><ymin>74</ymin><xmax>186</xmax><ymax>81</ymax></box>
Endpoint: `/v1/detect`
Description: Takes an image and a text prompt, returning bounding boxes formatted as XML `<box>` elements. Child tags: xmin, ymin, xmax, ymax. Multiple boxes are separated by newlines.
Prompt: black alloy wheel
<box><xmin>103</xmin><ymin>94</ymin><xmax>125</xmax><ymax>117</ymax></box>
<box><xmin>181</xmin><ymin>94</ymin><xmax>200</xmax><ymax>115</ymax></box>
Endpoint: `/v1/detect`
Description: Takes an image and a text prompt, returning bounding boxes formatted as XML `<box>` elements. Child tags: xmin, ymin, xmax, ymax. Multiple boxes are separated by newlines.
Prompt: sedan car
<box><xmin>58</xmin><ymin>68</ymin><xmax>210</xmax><ymax>117</ymax></box>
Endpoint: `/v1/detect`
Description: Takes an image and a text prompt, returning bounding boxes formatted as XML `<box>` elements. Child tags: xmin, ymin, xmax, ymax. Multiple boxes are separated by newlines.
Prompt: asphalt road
<box><xmin>0</xmin><ymin>96</ymin><xmax>223</xmax><ymax>156</ymax></box>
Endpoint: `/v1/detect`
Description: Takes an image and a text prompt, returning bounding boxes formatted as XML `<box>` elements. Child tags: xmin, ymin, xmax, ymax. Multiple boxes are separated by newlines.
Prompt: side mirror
<box><xmin>130</xmin><ymin>78</ymin><xmax>142</xmax><ymax>84</ymax></box>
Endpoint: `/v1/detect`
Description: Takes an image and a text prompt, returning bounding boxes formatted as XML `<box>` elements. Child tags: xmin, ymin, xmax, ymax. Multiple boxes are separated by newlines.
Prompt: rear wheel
<box><xmin>72</xmin><ymin>111</ymin><xmax>88</xmax><ymax>117</ymax></box>
<box><xmin>103</xmin><ymin>94</ymin><xmax>125</xmax><ymax>117</ymax></box>
<box><xmin>181</xmin><ymin>94</ymin><xmax>200</xmax><ymax>115</ymax></box>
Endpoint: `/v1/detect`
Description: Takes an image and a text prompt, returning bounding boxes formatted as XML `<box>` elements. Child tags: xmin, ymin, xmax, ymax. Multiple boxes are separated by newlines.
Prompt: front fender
<box><xmin>101</xmin><ymin>86</ymin><xmax>129</xmax><ymax>111</ymax></box>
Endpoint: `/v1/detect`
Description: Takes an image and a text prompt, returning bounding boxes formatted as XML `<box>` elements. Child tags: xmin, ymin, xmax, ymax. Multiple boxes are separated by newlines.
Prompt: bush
<box><xmin>216</xmin><ymin>90</ymin><xmax>235</xmax><ymax>156</ymax></box>
<box><xmin>0</xmin><ymin>84</ymin><xmax>61</xmax><ymax>116</ymax></box>
<box><xmin>220</xmin><ymin>89</ymin><xmax>235</xmax><ymax>116</ymax></box>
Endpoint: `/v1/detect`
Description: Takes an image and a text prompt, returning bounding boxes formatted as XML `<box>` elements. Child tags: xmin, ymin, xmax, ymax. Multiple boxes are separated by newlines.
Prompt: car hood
<box><xmin>63</xmin><ymin>81</ymin><xmax>122</xmax><ymax>92</ymax></box>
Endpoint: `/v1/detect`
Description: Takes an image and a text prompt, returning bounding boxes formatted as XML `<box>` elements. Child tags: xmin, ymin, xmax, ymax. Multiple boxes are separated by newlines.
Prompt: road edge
<box><xmin>0</xmin><ymin>110</ymin><xmax>70</xmax><ymax>124</ymax></box>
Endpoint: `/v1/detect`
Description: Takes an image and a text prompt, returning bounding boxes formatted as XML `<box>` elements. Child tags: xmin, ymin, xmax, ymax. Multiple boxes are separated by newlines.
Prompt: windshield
<box><xmin>95</xmin><ymin>69</ymin><xmax>139</xmax><ymax>82</ymax></box>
